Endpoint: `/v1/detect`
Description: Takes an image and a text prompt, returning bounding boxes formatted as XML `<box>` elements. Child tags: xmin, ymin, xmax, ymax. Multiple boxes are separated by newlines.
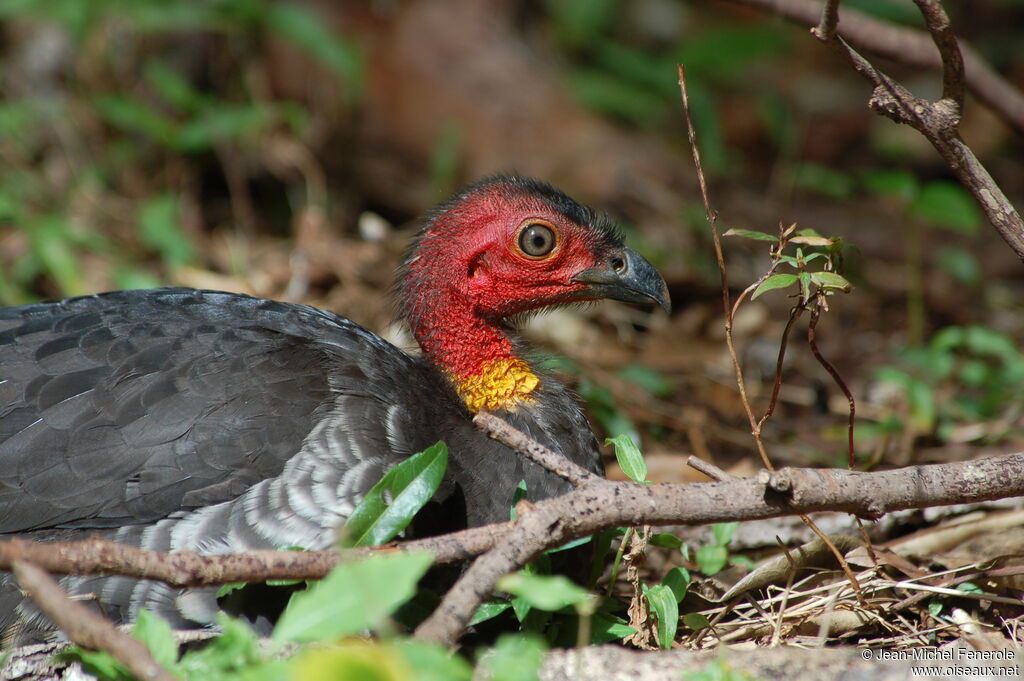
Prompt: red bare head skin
<box><xmin>401</xmin><ymin>176</ymin><xmax>623</xmax><ymax>385</ymax></box>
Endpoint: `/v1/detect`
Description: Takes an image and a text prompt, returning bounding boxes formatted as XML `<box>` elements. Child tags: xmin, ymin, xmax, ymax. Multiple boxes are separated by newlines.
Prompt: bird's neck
<box><xmin>413</xmin><ymin>305</ymin><xmax>539</xmax><ymax>413</ymax></box>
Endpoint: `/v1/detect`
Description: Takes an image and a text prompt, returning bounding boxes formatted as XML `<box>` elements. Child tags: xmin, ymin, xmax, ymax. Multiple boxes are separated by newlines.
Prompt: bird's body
<box><xmin>0</xmin><ymin>176</ymin><xmax>668</xmax><ymax>644</ymax></box>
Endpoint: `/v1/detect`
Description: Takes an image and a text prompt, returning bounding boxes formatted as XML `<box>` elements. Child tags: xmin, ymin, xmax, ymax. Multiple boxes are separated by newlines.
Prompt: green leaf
<box><xmin>266</xmin><ymin>3</ymin><xmax>364</xmax><ymax>99</ymax></box>
<box><xmin>723</xmin><ymin>228</ymin><xmax>778</xmax><ymax>242</ymax></box>
<box><xmin>590</xmin><ymin>612</ymin><xmax>637</xmax><ymax>644</ymax></box>
<box><xmin>139</xmin><ymin>193</ymin><xmax>192</xmax><ymax>267</ymax></box>
<box><xmin>649</xmin><ymin>533</ymin><xmax>683</xmax><ymax>549</ymax></box>
<box><xmin>789</xmin><ymin>162</ymin><xmax>855</xmax><ymax>200</ymax></box>
<box><xmin>936</xmin><ymin>247</ymin><xmax>980</xmax><ymax>286</ymax></box>
<box><xmin>272</xmin><ymin>550</ymin><xmax>433</xmax><ymax>643</ymax></box>
<box><xmin>696</xmin><ymin>545</ymin><xmax>729</xmax><ymax>576</ymax></box>
<box><xmin>496</xmin><ymin>572</ymin><xmax>591</xmax><ymax>612</ymax></box>
<box><xmin>144</xmin><ymin>60</ymin><xmax>202</xmax><ymax>111</ymax></box>
<box><xmin>859</xmin><ymin>168</ymin><xmax>918</xmax><ymax>202</ymax></box>
<box><xmin>663</xmin><ymin>567</ymin><xmax>691</xmax><ymax>602</ymax></box>
<box><xmin>469</xmin><ymin>599</ymin><xmax>513</xmax><ymax>626</ymax></box>
<box><xmin>644</xmin><ymin>584</ymin><xmax>678</xmax><ymax>649</ymax></box>
<box><xmin>394</xmin><ymin>640</ymin><xmax>473</xmax><ymax>681</ymax></box>
<box><xmin>478</xmin><ymin>633</ymin><xmax>547</xmax><ymax>681</ymax></box>
<box><xmin>956</xmin><ymin>581</ymin><xmax>984</xmax><ymax>595</ymax></box>
<box><xmin>927</xmin><ymin>599</ymin><xmax>944</xmax><ymax>617</ymax></box>
<box><xmin>683</xmin><ymin>612</ymin><xmax>711</xmax><ymax>630</ymax></box>
<box><xmin>751</xmin><ymin>273</ymin><xmax>797</xmax><ymax>299</ymax></box>
<box><xmin>131</xmin><ymin>610</ymin><xmax>178</xmax><ymax>669</ymax></box>
<box><xmin>808</xmin><ymin>271</ymin><xmax>852</xmax><ymax>293</ymax></box>
<box><xmin>788</xmin><ymin>235</ymin><xmax>834</xmax><ymax>247</ymax></box>
<box><xmin>289</xmin><ymin>641</ymin><xmax>410</xmax><ymax>681</ymax></box>
<box><xmin>618</xmin><ymin>364</ymin><xmax>673</xmax><ymax>398</ymax></box>
<box><xmin>605</xmin><ymin>434</ymin><xmax>647</xmax><ymax>483</ymax></box>
<box><xmin>511</xmin><ymin>479</ymin><xmax>529</xmax><ymax>520</ymax></box>
<box><xmin>342</xmin><ymin>442</ymin><xmax>448</xmax><ymax>547</ymax></box>
<box><xmin>95</xmin><ymin>95</ymin><xmax>178</xmax><ymax>147</ymax></box>
<box><xmin>909</xmin><ymin>181</ymin><xmax>981</xmax><ymax>234</ymax></box>
<box><xmin>712</xmin><ymin>522</ymin><xmax>738</xmax><ymax>546</ymax></box>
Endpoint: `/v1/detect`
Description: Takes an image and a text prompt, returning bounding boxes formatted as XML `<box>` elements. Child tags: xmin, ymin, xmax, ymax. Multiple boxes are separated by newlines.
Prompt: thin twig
<box><xmin>685</xmin><ymin>456</ymin><xmax>737</xmax><ymax>482</ymax></box>
<box><xmin>13</xmin><ymin>560</ymin><xmax>179</xmax><ymax>681</ymax></box>
<box><xmin>677</xmin><ymin>63</ymin><xmax>773</xmax><ymax>471</ymax></box>
<box><xmin>474</xmin><ymin>411</ymin><xmax>599</xmax><ymax>487</ymax></box>
<box><xmin>807</xmin><ymin>308</ymin><xmax>856</xmax><ymax>468</ymax></box>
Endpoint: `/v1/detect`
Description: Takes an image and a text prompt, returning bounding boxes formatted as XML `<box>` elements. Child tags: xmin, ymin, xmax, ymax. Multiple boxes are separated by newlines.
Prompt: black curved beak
<box><xmin>572</xmin><ymin>247</ymin><xmax>671</xmax><ymax>313</ymax></box>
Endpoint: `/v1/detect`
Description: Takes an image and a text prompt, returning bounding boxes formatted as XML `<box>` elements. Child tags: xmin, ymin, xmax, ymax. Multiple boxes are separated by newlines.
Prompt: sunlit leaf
<box><xmin>343</xmin><ymin>442</ymin><xmax>447</xmax><ymax>547</ymax></box>
<box><xmin>496</xmin><ymin>572</ymin><xmax>591</xmax><ymax>612</ymax></box>
<box><xmin>272</xmin><ymin>551</ymin><xmax>433</xmax><ymax>643</ymax></box>
<box><xmin>751</xmin><ymin>273</ymin><xmax>797</xmax><ymax>299</ymax></box>
<box><xmin>910</xmin><ymin>181</ymin><xmax>981</xmax><ymax>234</ymax></box>
<box><xmin>644</xmin><ymin>584</ymin><xmax>678</xmax><ymax>649</ymax></box>
<box><xmin>605</xmin><ymin>434</ymin><xmax>647</xmax><ymax>483</ymax></box>
<box><xmin>724</xmin><ymin>228</ymin><xmax>778</xmax><ymax>242</ymax></box>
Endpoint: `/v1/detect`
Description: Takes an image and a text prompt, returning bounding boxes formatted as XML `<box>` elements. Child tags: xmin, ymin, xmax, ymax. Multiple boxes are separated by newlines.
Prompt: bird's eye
<box><xmin>518</xmin><ymin>223</ymin><xmax>557</xmax><ymax>258</ymax></box>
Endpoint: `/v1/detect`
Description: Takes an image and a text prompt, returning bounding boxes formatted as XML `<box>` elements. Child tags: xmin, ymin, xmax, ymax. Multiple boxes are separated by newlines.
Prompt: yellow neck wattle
<box><xmin>453</xmin><ymin>358</ymin><xmax>539</xmax><ymax>412</ymax></box>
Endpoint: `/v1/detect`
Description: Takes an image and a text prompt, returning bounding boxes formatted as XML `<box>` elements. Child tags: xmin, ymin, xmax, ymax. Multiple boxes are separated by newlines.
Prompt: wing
<box><xmin>0</xmin><ymin>288</ymin><xmax>414</xmax><ymax>532</ymax></box>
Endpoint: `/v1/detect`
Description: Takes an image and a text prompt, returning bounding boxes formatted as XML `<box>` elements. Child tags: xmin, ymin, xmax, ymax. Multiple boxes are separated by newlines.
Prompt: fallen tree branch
<box><xmin>12</xmin><ymin>560</ymin><xmax>179</xmax><ymax>681</ymax></box>
<box><xmin>414</xmin><ymin>445</ymin><xmax>1024</xmax><ymax>646</ymax></box>
<box><xmin>0</xmin><ymin>520</ymin><xmax>512</xmax><ymax>587</ymax></box>
<box><xmin>726</xmin><ymin>0</ymin><xmax>1024</xmax><ymax>136</ymax></box>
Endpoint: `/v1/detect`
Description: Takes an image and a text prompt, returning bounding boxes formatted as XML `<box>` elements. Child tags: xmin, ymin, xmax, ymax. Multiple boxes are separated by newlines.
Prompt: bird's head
<box><xmin>401</xmin><ymin>176</ymin><xmax>669</xmax><ymax>412</ymax></box>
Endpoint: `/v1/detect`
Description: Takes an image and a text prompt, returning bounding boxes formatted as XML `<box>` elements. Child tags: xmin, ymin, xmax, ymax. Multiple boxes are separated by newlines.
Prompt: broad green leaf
<box><xmin>545</xmin><ymin>535</ymin><xmax>593</xmax><ymax>554</ymax></box>
<box><xmin>590</xmin><ymin>611</ymin><xmax>637</xmax><ymax>643</ymax></box>
<box><xmin>510</xmin><ymin>479</ymin><xmax>529</xmax><ymax>520</ymax></box>
<box><xmin>723</xmin><ymin>228</ymin><xmax>777</xmax><ymax>242</ymax></box>
<box><xmin>144</xmin><ymin>60</ymin><xmax>202</xmax><ymax>111</ymax></box>
<box><xmin>618</xmin><ymin>364</ymin><xmax>673</xmax><ymax>398</ymax></box>
<box><xmin>663</xmin><ymin>567</ymin><xmax>691</xmax><ymax>602</ymax></box>
<box><xmin>394</xmin><ymin>640</ymin><xmax>473</xmax><ymax>681</ymax></box>
<box><xmin>751</xmin><ymin>273</ymin><xmax>797</xmax><ymax>299</ymax></box>
<box><xmin>266</xmin><ymin>3</ymin><xmax>364</xmax><ymax>99</ymax></box>
<box><xmin>649</xmin><ymin>533</ymin><xmax>683</xmax><ymax>549</ymax></box>
<box><xmin>859</xmin><ymin>168</ymin><xmax>918</xmax><ymax>202</ymax></box>
<box><xmin>272</xmin><ymin>551</ymin><xmax>433</xmax><ymax>643</ymax></box>
<box><xmin>477</xmin><ymin>633</ymin><xmax>547</xmax><ymax>681</ymax></box>
<box><xmin>910</xmin><ymin>181</ymin><xmax>981</xmax><ymax>234</ymax></box>
<box><xmin>789</xmin><ymin>162</ymin><xmax>854</xmax><ymax>200</ymax></box>
<box><xmin>605</xmin><ymin>434</ymin><xmax>647</xmax><ymax>483</ymax></box>
<box><xmin>712</xmin><ymin>522</ymin><xmax>739</xmax><ymax>546</ymax></box>
<box><xmin>496</xmin><ymin>572</ymin><xmax>591</xmax><ymax>612</ymax></box>
<box><xmin>683</xmin><ymin>612</ymin><xmax>711</xmax><ymax>630</ymax></box>
<box><xmin>131</xmin><ymin>610</ymin><xmax>177</xmax><ymax>669</ymax></box>
<box><xmin>927</xmin><ymin>599</ymin><xmax>944</xmax><ymax>617</ymax></box>
<box><xmin>289</xmin><ymin>641</ymin><xmax>410</xmax><ymax>681</ymax></box>
<box><xmin>139</xmin><ymin>193</ymin><xmax>192</xmax><ymax>267</ymax></box>
<box><xmin>342</xmin><ymin>442</ymin><xmax>448</xmax><ymax>547</ymax></box>
<box><xmin>469</xmin><ymin>599</ymin><xmax>513</xmax><ymax>626</ymax></box>
<box><xmin>644</xmin><ymin>584</ymin><xmax>678</xmax><ymax>649</ymax></box>
<box><xmin>808</xmin><ymin>271</ymin><xmax>852</xmax><ymax>292</ymax></box>
<box><xmin>696</xmin><ymin>545</ymin><xmax>728</xmax><ymax>576</ymax></box>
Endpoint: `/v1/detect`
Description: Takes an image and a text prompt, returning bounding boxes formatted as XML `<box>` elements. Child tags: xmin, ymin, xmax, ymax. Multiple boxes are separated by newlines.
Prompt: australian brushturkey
<box><xmin>0</xmin><ymin>176</ymin><xmax>669</xmax><ymax>643</ymax></box>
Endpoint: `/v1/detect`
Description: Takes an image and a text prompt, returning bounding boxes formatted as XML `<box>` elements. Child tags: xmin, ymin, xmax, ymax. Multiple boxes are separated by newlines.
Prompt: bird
<box><xmin>0</xmin><ymin>175</ymin><xmax>669</xmax><ymax>644</ymax></box>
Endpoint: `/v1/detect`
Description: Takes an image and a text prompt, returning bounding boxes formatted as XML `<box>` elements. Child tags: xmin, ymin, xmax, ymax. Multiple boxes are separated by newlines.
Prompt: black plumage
<box><xmin>0</xmin><ymin>176</ymin><xmax>667</xmax><ymax>644</ymax></box>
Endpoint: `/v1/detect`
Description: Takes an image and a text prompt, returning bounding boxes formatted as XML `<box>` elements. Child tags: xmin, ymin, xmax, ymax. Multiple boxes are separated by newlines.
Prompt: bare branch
<box><xmin>805</xmin><ymin>0</ymin><xmax>1024</xmax><ymax>260</ymax></box>
<box><xmin>726</xmin><ymin>0</ymin><xmax>1024</xmax><ymax>136</ymax></box>
<box><xmin>13</xmin><ymin>560</ymin><xmax>179</xmax><ymax>681</ymax></box>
